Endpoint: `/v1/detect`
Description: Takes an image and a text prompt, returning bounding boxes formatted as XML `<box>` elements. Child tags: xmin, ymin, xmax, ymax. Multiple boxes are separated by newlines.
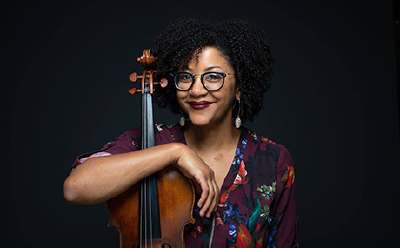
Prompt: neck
<box><xmin>184</xmin><ymin>120</ymin><xmax>241</xmax><ymax>153</ymax></box>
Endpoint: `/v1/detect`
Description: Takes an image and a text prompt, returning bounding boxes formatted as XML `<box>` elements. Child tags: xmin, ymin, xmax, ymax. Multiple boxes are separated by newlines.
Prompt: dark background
<box><xmin>2</xmin><ymin>0</ymin><xmax>399</xmax><ymax>247</ymax></box>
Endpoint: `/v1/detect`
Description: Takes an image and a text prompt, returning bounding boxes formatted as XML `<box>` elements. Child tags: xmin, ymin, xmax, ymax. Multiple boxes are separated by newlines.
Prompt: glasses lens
<box><xmin>203</xmin><ymin>72</ymin><xmax>224</xmax><ymax>90</ymax></box>
<box><xmin>174</xmin><ymin>72</ymin><xmax>192</xmax><ymax>90</ymax></box>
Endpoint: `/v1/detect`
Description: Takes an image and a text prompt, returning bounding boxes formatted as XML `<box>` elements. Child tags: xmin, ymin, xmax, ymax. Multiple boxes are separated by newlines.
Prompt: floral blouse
<box><xmin>72</xmin><ymin>124</ymin><xmax>299</xmax><ymax>248</ymax></box>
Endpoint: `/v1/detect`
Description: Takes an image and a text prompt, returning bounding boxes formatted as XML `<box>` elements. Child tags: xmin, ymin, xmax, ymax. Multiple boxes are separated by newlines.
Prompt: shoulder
<box><xmin>242</xmin><ymin>128</ymin><xmax>295</xmax><ymax>168</ymax></box>
<box><xmin>117</xmin><ymin>123</ymin><xmax>184</xmax><ymax>141</ymax></box>
<box><xmin>243</xmin><ymin>128</ymin><xmax>290</xmax><ymax>151</ymax></box>
<box><xmin>121</xmin><ymin>123</ymin><xmax>186</xmax><ymax>145</ymax></box>
<box><xmin>156</xmin><ymin>123</ymin><xmax>186</xmax><ymax>144</ymax></box>
<box><xmin>242</xmin><ymin>128</ymin><xmax>296</xmax><ymax>198</ymax></box>
<box><xmin>117</xmin><ymin>126</ymin><xmax>142</xmax><ymax>140</ymax></box>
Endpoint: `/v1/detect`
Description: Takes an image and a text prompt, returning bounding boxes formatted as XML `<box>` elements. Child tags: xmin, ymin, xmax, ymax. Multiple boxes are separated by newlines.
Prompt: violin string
<box><xmin>145</xmin><ymin>178</ymin><xmax>148</xmax><ymax>248</ymax></box>
<box><xmin>146</xmin><ymin>89</ymin><xmax>152</xmax><ymax>248</ymax></box>
<box><xmin>142</xmin><ymin>76</ymin><xmax>155</xmax><ymax>248</ymax></box>
<box><xmin>140</xmin><ymin>179</ymin><xmax>143</xmax><ymax>248</ymax></box>
<box><xmin>145</xmin><ymin>85</ymin><xmax>149</xmax><ymax>248</ymax></box>
<box><xmin>148</xmin><ymin>78</ymin><xmax>154</xmax><ymax>248</ymax></box>
<box><xmin>149</xmin><ymin>175</ymin><xmax>153</xmax><ymax>248</ymax></box>
<box><xmin>142</xmin><ymin>84</ymin><xmax>146</xmax><ymax>248</ymax></box>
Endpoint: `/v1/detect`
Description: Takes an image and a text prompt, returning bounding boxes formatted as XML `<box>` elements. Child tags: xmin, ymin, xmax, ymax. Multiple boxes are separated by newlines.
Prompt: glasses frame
<box><xmin>172</xmin><ymin>71</ymin><xmax>235</xmax><ymax>91</ymax></box>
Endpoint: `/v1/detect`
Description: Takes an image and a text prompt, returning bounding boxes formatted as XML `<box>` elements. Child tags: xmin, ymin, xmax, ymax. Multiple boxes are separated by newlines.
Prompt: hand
<box><xmin>175</xmin><ymin>144</ymin><xmax>219</xmax><ymax>218</ymax></box>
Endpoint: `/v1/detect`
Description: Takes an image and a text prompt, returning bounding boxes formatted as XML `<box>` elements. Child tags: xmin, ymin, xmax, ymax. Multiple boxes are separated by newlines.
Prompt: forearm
<box><xmin>63</xmin><ymin>143</ymin><xmax>183</xmax><ymax>205</ymax></box>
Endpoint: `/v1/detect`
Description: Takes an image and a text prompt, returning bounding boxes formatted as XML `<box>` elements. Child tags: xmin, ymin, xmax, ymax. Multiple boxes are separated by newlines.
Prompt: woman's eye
<box><xmin>179</xmin><ymin>74</ymin><xmax>192</xmax><ymax>82</ymax></box>
<box><xmin>205</xmin><ymin>73</ymin><xmax>223</xmax><ymax>82</ymax></box>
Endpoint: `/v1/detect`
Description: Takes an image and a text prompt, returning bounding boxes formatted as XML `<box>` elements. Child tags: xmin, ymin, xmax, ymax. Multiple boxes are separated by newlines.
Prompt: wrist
<box><xmin>168</xmin><ymin>142</ymin><xmax>187</xmax><ymax>165</ymax></box>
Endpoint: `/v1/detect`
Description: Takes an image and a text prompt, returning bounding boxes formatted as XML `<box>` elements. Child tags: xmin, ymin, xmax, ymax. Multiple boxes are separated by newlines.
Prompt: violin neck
<box><xmin>141</xmin><ymin>93</ymin><xmax>155</xmax><ymax>149</ymax></box>
<box><xmin>140</xmin><ymin>90</ymin><xmax>162</xmax><ymax>239</ymax></box>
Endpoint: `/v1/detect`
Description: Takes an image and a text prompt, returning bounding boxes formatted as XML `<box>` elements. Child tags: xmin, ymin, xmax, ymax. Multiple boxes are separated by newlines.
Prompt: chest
<box><xmin>200</xmin><ymin>151</ymin><xmax>236</xmax><ymax>190</ymax></box>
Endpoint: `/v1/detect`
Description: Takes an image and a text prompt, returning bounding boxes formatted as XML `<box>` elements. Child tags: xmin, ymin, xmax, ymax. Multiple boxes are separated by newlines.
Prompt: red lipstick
<box><xmin>188</xmin><ymin>101</ymin><xmax>212</xmax><ymax>110</ymax></box>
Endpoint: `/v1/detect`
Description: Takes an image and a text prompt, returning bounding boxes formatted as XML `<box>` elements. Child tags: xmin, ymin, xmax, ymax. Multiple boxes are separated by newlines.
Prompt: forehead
<box><xmin>184</xmin><ymin>46</ymin><xmax>233</xmax><ymax>71</ymax></box>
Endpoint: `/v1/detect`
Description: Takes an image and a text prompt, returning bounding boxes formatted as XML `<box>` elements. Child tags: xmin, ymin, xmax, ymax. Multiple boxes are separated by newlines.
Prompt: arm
<box><xmin>63</xmin><ymin>142</ymin><xmax>218</xmax><ymax>218</ymax></box>
<box><xmin>268</xmin><ymin>146</ymin><xmax>298</xmax><ymax>247</ymax></box>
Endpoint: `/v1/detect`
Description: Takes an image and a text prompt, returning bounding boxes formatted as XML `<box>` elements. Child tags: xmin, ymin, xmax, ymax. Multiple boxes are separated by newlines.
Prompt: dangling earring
<box><xmin>235</xmin><ymin>98</ymin><xmax>242</xmax><ymax>129</ymax></box>
<box><xmin>179</xmin><ymin>108</ymin><xmax>185</xmax><ymax>127</ymax></box>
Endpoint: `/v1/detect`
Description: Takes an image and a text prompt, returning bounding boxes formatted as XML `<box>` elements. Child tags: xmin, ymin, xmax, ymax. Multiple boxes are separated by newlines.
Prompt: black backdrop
<box><xmin>2</xmin><ymin>0</ymin><xmax>399</xmax><ymax>247</ymax></box>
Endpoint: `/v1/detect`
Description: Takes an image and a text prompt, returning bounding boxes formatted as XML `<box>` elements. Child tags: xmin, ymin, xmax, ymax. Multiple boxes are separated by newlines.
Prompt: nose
<box><xmin>189</xmin><ymin>76</ymin><xmax>208</xmax><ymax>96</ymax></box>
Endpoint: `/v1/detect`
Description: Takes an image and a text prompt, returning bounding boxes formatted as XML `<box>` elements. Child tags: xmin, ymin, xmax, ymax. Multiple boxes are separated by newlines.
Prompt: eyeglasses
<box><xmin>172</xmin><ymin>71</ymin><xmax>235</xmax><ymax>91</ymax></box>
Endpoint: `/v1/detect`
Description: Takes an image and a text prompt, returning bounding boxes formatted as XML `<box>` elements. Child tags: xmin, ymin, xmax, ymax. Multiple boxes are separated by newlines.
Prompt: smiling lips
<box><xmin>188</xmin><ymin>101</ymin><xmax>212</xmax><ymax>110</ymax></box>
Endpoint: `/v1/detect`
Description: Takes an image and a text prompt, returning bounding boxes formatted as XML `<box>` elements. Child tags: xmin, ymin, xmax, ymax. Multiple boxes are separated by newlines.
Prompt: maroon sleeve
<box><xmin>71</xmin><ymin>127</ymin><xmax>142</xmax><ymax>169</ymax></box>
<box><xmin>274</xmin><ymin>146</ymin><xmax>299</xmax><ymax>247</ymax></box>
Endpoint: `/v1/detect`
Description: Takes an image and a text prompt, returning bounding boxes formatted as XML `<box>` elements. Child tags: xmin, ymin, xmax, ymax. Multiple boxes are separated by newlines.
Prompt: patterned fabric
<box><xmin>72</xmin><ymin>124</ymin><xmax>298</xmax><ymax>247</ymax></box>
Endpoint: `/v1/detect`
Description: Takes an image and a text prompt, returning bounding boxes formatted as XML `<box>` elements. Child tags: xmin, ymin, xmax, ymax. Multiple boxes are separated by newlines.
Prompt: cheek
<box><xmin>227</xmin><ymin>86</ymin><xmax>238</xmax><ymax>104</ymax></box>
<box><xmin>176</xmin><ymin>91</ymin><xmax>186</xmax><ymax>108</ymax></box>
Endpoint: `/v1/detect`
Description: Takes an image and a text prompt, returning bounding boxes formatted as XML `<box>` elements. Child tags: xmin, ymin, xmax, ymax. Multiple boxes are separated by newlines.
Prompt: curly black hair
<box><xmin>152</xmin><ymin>17</ymin><xmax>274</xmax><ymax>123</ymax></box>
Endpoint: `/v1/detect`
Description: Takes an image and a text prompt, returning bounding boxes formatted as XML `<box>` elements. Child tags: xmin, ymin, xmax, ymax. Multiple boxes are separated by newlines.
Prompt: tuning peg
<box><xmin>153</xmin><ymin>78</ymin><xmax>169</xmax><ymax>88</ymax></box>
<box><xmin>159</xmin><ymin>78</ymin><xmax>168</xmax><ymax>88</ymax></box>
<box><xmin>130</xmin><ymin>72</ymin><xmax>143</xmax><ymax>83</ymax></box>
<box><xmin>128</xmin><ymin>88</ymin><xmax>142</xmax><ymax>95</ymax></box>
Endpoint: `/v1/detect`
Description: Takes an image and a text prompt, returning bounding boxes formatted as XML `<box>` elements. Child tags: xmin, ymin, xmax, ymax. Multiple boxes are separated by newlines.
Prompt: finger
<box><xmin>196</xmin><ymin>173</ymin><xmax>214</xmax><ymax>217</ymax></box>
<box><xmin>200</xmin><ymin>183</ymin><xmax>213</xmax><ymax>218</ymax></box>
<box><xmin>197</xmin><ymin>177</ymin><xmax>209</xmax><ymax>210</ymax></box>
<box><xmin>207</xmin><ymin>173</ymin><xmax>219</xmax><ymax>217</ymax></box>
<box><xmin>190</xmin><ymin>178</ymin><xmax>202</xmax><ymax>196</ymax></box>
<box><xmin>201</xmin><ymin>173</ymin><xmax>216</xmax><ymax>218</ymax></box>
<box><xmin>211</xmin><ymin>179</ymin><xmax>219</xmax><ymax>212</ymax></box>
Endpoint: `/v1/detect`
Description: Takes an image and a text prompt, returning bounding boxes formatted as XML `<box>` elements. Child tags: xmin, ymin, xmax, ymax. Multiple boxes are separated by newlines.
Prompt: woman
<box><xmin>63</xmin><ymin>17</ymin><xmax>298</xmax><ymax>247</ymax></box>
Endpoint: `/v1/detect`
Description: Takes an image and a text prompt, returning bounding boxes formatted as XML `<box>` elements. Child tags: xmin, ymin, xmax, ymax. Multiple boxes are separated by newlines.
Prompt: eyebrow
<box><xmin>186</xmin><ymin>66</ymin><xmax>223</xmax><ymax>72</ymax></box>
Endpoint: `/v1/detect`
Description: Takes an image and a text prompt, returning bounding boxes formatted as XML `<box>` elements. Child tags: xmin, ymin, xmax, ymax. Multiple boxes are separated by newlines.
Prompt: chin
<box><xmin>188</xmin><ymin>119</ymin><xmax>211</xmax><ymax>127</ymax></box>
<box><xmin>189</xmin><ymin>116</ymin><xmax>230</xmax><ymax>128</ymax></box>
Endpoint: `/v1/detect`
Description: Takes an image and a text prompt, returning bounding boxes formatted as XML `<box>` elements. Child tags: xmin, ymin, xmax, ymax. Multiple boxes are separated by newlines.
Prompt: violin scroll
<box><xmin>137</xmin><ymin>49</ymin><xmax>156</xmax><ymax>67</ymax></box>
<box><xmin>128</xmin><ymin>49</ymin><xmax>168</xmax><ymax>95</ymax></box>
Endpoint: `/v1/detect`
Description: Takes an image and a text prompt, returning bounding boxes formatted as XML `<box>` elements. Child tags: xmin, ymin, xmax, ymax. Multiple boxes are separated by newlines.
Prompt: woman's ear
<box><xmin>236</xmin><ymin>87</ymin><xmax>241</xmax><ymax>101</ymax></box>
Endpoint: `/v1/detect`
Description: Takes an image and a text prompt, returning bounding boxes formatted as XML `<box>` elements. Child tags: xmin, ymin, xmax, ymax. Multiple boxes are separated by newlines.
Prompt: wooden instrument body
<box><xmin>107</xmin><ymin>166</ymin><xmax>195</xmax><ymax>248</ymax></box>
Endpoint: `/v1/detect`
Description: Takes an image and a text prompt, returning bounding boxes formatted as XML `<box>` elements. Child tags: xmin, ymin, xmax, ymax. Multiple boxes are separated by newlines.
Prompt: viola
<box><xmin>107</xmin><ymin>50</ymin><xmax>195</xmax><ymax>248</ymax></box>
